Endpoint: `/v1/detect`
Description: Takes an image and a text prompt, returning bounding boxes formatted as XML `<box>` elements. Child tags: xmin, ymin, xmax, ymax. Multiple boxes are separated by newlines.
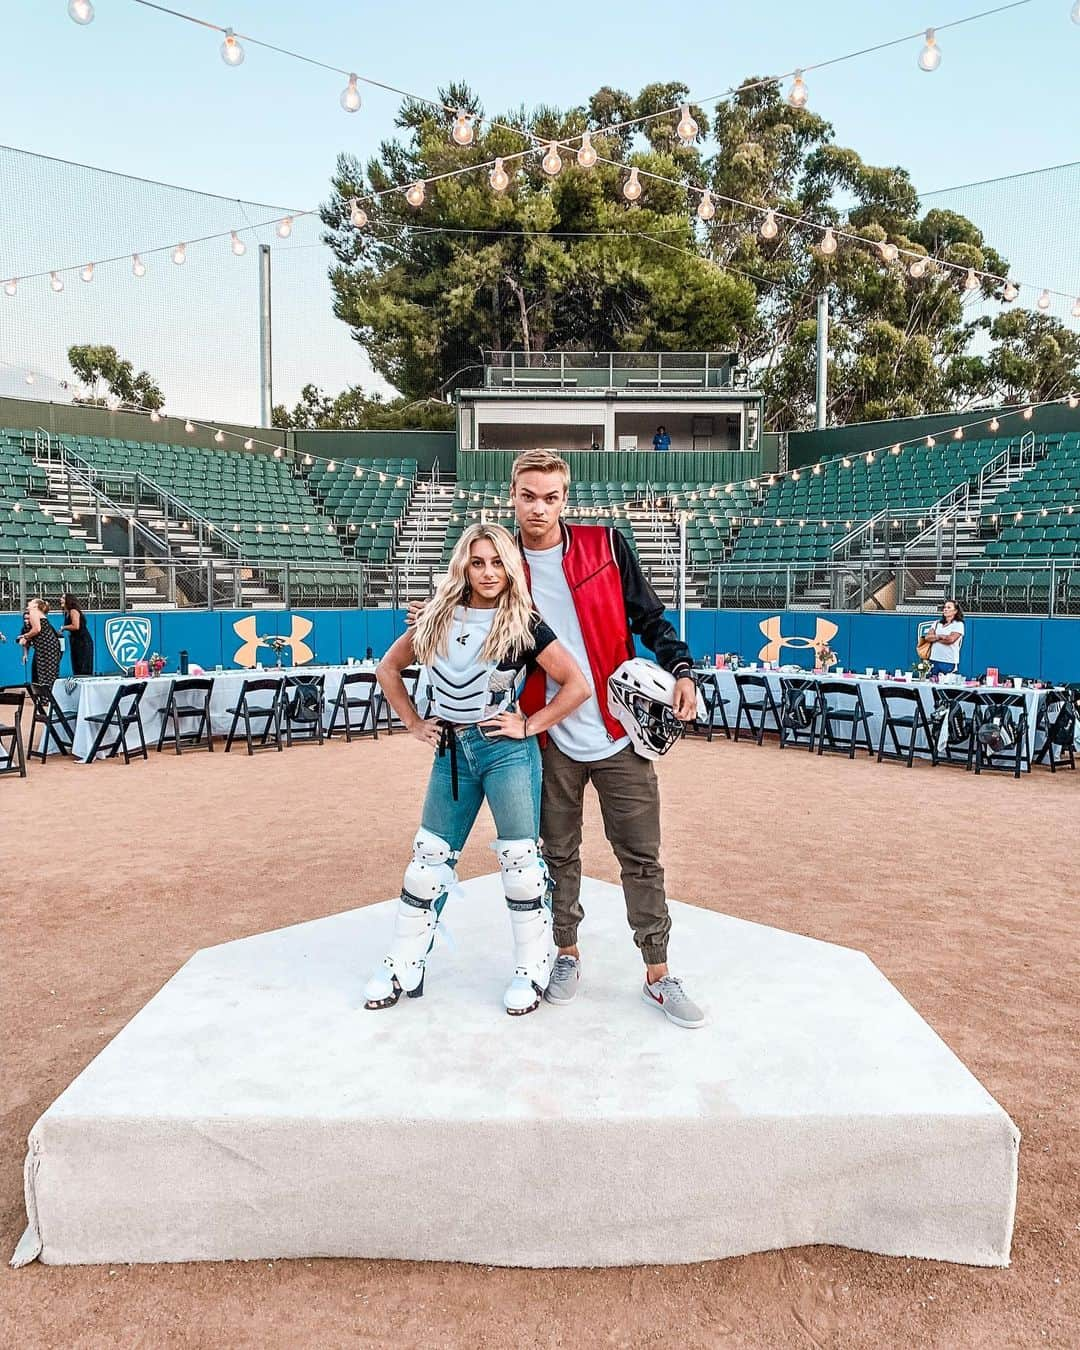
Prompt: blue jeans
<box><xmin>929</xmin><ymin>660</ymin><xmax>959</xmax><ymax>678</ymax></box>
<box><xmin>420</xmin><ymin>727</ymin><xmax>542</xmax><ymax>851</ymax></box>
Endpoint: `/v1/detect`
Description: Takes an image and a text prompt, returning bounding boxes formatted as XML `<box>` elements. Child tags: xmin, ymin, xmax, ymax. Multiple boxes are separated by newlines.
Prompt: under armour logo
<box><xmin>232</xmin><ymin>615</ymin><xmax>314</xmax><ymax>668</ymax></box>
<box><xmin>758</xmin><ymin>616</ymin><xmax>839</xmax><ymax>664</ymax></box>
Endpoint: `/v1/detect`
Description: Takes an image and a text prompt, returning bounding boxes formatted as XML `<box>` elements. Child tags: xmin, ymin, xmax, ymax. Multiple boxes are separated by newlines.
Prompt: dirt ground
<box><xmin>1</xmin><ymin>723</ymin><xmax>1077</xmax><ymax>1349</ymax></box>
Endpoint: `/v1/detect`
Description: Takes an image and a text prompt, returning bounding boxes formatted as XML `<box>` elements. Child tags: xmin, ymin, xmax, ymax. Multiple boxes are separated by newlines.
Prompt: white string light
<box><xmin>230</xmin><ymin>231</ymin><xmax>246</xmax><ymax>256</ymax></box>
<box><xmin>68</xmin><ymin>0</ymin><xmax>94</xmax><ymax>23</ymax></box>
<box><xmin>1037</xmin><ymin>288</ymin><xmax>1051</xmax><ymax>310</ymax></box>
<box><xmin>172</xmin><ymin>242</ymin><xmax>187</xmax><ymax>265</ymax></box>
<box><xmin>276</xmin><ymin>216</ymin><xmax>293</xmax><ymax>238</ymax></box>
<box><xmin>80</xmin><ymin>262</ymin><xmax>94</xmax><ymax>282</ymax></box>
<box><xmin>696</xmin><ymin>189</ymin><xmax>716</xmax><ymax>221</ymax></box>
<box><xmin>576</xmin><ymin>132</ymin><xmax>597</xmax><ymax>169</ymax></box>
<box><xmin>220</xmin><ymin>28</ymin><xmax>245</xmax><ymax>67</ymax></box>
<box><xmin>759</xmin><ymin>210</ymin><xmax>779</xmax><ymax>241</ymax></box>
<box><xmin>541</xmin><ymin>143</ymin><xmax>563</xmax><ymax>176</ymax></box>
<box><xmin>676</xmin><ymin>104</ymin><xmax>699</xmax><ymax>143</ymax></box>
<box><xmin>340</xmin><ymin>74</ymin><xmax>361</xmax><ymax>113</ymax></box>
<box><xmin>405</xmin><ymin>182</ymin><xmax>426</xmax><ymax>208</ymax></box>
<box><xmin>918</xmin><ymin>28</ymin><xmax>943</xmax><ymax>70</ymax></box>
<box><xmin>787</xmin><ymin>70</ymin><xmax>809</xmax><ymax>108</ymax></box>
<box><xmin>132</xmin><ymin>253</ymin><xmax>146</xmax><ymax>277</ymax></box>
<box><xmin>3</xmin><ymin>278</ymin><xmax>17</xmax><ymax>297</ymax></box>
<box><xmin>349</xmin><ymin>198</ymin><xmax>368</xmax><ymax>228</ymax></box>
<box><xmin>489</xmin><ymin>159</ymin><xmax>510</xmax><ymax>193</ymax></box>
<box><xmin>819</xmin><ymin>226</ymin><xmax>838</xmax><ymax>255</ymax></box>
<box><xmin>50</xmin><ymin>271</ymin><xmax>64</xmax><ymax>293</ymax></box>
<box><xmin>1003</xmin><ymin>280</ymin><xmax>1019</xmax><ymax>301</ymax></box>
<box><xmin>622</xmin><ymin>167</ymin><xmax>643</xmax><ymax>202</ymax></box>
<box><xmin>451</xmin><ymin>110</ymin><xmax>475</xmax><ymax>147</ymax></box>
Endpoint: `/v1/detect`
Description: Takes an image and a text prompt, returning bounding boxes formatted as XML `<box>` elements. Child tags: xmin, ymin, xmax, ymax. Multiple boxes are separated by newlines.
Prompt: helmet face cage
<box><xmin>620</xmin><ymin>687</ymin><xmax>684</xmax><ymax>756</ymax></box>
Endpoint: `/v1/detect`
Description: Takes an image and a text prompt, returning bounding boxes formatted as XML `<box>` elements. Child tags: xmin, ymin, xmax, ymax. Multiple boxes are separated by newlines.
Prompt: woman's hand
<box><xmin>480</xmin><ymin>711</ymin><xmax>527</xmax><ymax>739</ymax></box>
<box><xmin>408</xmin><ymin>717</ymin><xmax>442</xmax><ymax>747</ymax></box>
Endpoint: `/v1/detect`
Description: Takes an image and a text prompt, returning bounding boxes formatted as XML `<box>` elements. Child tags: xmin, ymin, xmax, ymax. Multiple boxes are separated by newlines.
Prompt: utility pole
<box><xmin>258</xmin><ymin>244</ymin><xmax>273</xmax><ymax>428</ymax></box>
<box><xmin>815</xmin><ymin>291</ymin><xmax>829</xmax><ymax>430</ymax></box>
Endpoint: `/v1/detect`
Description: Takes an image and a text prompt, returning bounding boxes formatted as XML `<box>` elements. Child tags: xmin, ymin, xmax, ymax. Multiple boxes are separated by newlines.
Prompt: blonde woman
<box><xmin>369</xmin><ymin>524</ymin><xmax>589</xmax><ymax>1016</ymax></box>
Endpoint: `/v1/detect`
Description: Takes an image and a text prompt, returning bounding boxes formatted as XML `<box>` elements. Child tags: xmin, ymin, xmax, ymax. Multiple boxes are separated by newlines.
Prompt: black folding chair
<box><xmin>83</xmin><ymin>681</ymin><xmax>149</xmax><ymax>764</ymax></box>
<box><xmin>776</xmin><ymin>677</ymin><xmax>819</xmax><ymax>750</ymax></box>
<box><xmin>0</xmin><ymin>689</ymin><xmax>28</xmax><ymax>778</ymax></box>
<box><xmin>972</xmin><ymin>691</ymin><xmax>1030</xmax><ymax>778</ymax></box>
<box><xmin>876</xmin><ymin>686</ymin><xmax>939</xmax><ymax>767</ymax></box>
<box><xmin>929</xmin><ymin>689</ymin><xmax>979</xmax><ymax>769</ymax></box>
<box><xmin>813</xmin><ymin>680</ymin><xmax>874</xmax><ymax>758</ymax></box>
<box><xmin>224</xmin><ymin>677</ymin><xmax>285</xmax><ymax>754</ymax></box>
<box><xmin>327</xmin><ymin>670</ymin><xmax>381</xmax><ymax>741</ymax></box>
<box><xmin>156</xmin><ymin>677</ymin><xmax>215</xmax><ymax>754</ymax></box>
<box><xmin>284</xmin><ymin>674</ymin><xmax>326</xmax><ymax>747</ymax></box>
<box><xmin>27</xmin><ymin>684</ymin><xmax>77</xmax><ymax>763</ymax></box>
<box><xmin>687</xmin><ymin>672</ymin><xmax>730</xmax><ymax>742</ymax></box>
<box><xmin>733</xmin><ymin>673</ymin><xmax>781</xmax><ymax>745</ymax></box>
<box><xmin>1033</xmin><ymin>690</ymin><xmax>1077</xmax><ymax>773</ymax></box>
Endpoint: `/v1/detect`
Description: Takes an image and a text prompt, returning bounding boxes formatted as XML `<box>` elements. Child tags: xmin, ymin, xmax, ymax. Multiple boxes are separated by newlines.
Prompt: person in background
<box><xmin>926</xmin><ymin>598</ymin><xmax>965</xmax><ymax>678</ymax></box>
<box><xmin>652</xmin><ymin>425</ymin><xmax>671</xmax><ymax>453</ymax></box>
<box><xmin>61</xmin><ymin>593</ymin><xmax>94</xmax><ymax>676</ymax></box>
<box><xmin>16</xmin><ymin>597</ymin><xmax>62</xmax><ymax>689</ymax></box>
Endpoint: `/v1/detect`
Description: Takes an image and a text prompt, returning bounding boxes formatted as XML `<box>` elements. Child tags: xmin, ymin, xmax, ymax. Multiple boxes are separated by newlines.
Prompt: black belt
<box><xmin>437</xmin><ymin>720</ymin><xmax>461</xmax><ymax>800</ymax></box>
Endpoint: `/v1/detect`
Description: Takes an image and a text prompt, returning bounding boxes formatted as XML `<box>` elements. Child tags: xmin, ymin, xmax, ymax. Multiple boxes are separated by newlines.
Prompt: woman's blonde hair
<box><xmin>28</xmin><ymin>596</ymin><xmax>49</xmax><ymax>614</ymax></box>
<box><xmin>413</xmin><ymin>524</ymin><xmax>535</xmax><ymax>666</ymax></box>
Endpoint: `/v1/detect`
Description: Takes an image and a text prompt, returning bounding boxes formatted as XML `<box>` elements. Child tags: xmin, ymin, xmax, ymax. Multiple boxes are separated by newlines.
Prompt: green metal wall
<box><xmin>458</xmin><ymin>448</ymin><xmax>761</xmax><ymax>484</ymax></box>
<box><xmin>787</xmin><ymin>403</ymin><xmax>1080</xmax><ymax>469</ymax></box>
<box><xmin>288</xmin><ymin>429</ymin><xmax>456</xmax><ymax>473</ymax></box>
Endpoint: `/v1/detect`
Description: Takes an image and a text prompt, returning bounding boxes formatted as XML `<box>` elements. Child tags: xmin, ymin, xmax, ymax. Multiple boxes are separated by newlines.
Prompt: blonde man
<box><xmin>510</xmin><ymin>450</ymin><xmax>705</xmax><ymax>1028</ymax></box>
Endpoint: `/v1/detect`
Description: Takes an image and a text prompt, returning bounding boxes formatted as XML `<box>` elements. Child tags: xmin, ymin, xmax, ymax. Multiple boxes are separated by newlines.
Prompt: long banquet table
<box><xmin>695</xmin><ymin>667</ymin><xmax>1049</xmax><ymax>764</ymax></box>
<box><xmin>45</xmin><ymin>665</ymin><xmax>387</xmax><ymax>762</ymax></box>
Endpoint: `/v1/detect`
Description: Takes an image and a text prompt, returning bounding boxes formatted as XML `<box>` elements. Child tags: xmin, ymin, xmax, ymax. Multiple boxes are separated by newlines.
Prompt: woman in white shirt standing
<box><xmin>926</xmin><ymin>598</ymin><xmax>965</xmax><ymax>678</ymax></box>
<box><xmin>370</xmin><ymin>524</ymin><xmax>588</xmax><ymax>1017</ymax></box>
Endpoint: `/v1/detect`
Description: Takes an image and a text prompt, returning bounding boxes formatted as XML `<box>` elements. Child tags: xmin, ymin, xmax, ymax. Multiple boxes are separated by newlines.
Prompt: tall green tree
<box><xmin>320</xmin><ymin>82</ymin><xmax>756</xmax><ymax>401</ymax></box>
<box><xmin>67</xmin><ymin>344</ymin><xmax>164</xmax><ymax>410</ymax></box>
<box><xmin>968</xmin><ymin>309</ymin><xmax>1080</xmax><ymax>404</ymax></box>
<box><xmin>272</xmin><ymin>383</ymin><xmax>454</xmax><ymax>430</ymax></box>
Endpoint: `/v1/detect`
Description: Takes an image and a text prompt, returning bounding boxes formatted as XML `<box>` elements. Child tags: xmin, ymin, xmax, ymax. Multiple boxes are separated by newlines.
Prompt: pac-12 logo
<box><xmin>104</xmin><ymin>615</ymin><xmax>152</xmax><ymax>669</ymax></box>
<box><xmin>758</xmin><ymin>616</ymin><xmax>839</xmax><ymax>664</ymax></box>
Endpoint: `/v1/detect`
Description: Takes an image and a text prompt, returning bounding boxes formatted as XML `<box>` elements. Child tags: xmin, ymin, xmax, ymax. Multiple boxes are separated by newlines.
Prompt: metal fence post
<box><xmin>284</xmin><ymin>564</ymin><xmax>291</xmax><ymax>611</ymax></box>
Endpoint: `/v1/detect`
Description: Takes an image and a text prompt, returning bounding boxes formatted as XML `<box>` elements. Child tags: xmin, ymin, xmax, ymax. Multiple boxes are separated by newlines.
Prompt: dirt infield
<box><xmin>1</xmin><ymin>726</ymin><xmax>1077</xmax><ymax>1349</ymax></box>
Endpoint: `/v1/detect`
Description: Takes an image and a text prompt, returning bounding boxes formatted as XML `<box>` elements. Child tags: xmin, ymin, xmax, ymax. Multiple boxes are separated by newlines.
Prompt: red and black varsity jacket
<box><xmin>519</xmin><ymin>522</ymin><xmax>693</xmax><ymax>743</ymax></box>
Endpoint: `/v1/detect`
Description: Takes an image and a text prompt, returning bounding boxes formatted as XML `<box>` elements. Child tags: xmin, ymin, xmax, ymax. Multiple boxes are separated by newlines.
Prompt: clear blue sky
<box><xmin>0</xmin><ymin>0</ymin><xmax>1076</xmax><ymax>422</ymax></box>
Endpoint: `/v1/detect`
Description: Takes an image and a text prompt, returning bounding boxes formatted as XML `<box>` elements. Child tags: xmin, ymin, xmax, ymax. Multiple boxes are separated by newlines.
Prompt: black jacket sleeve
<box><xmin>610</xmin><ymin>528</ymin><xmax>693</xmax><ymax>677</ymax></box>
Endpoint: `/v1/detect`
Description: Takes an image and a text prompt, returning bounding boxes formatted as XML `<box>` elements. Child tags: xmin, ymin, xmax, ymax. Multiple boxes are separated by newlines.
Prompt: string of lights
<box><xmin>23</xmin><ymin>1</ymin><xmax>1076</xmax><ymax>315</ymax></box>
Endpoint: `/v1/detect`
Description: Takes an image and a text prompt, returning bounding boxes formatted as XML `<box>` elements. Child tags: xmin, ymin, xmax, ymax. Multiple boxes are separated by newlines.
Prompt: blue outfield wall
<box><xmin>1</xmin><ymin>608</ymin><xmax>1078</xmax><ymax>685</ymax></box>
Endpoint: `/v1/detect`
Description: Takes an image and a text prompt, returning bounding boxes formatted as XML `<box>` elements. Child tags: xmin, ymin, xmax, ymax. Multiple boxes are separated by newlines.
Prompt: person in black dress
<box><xmin>61</xmin><ymin>593</ymin><xmax>94</xmax><ymax>676</ymax></box>
<box><xmin>17</xmin><ymin>597</ymin><xmax>62</xmax><ymax>689</ymax></box>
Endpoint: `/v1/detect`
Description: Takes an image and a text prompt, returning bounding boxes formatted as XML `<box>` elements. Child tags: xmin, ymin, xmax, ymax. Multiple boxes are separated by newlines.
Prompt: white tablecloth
<box><xmin>48</xmin><ymin>665</ymin><xmax>387</xmax><ymax>761</ymax></box>
<box><xmin>697</xmin><ymin>668</ymin><xmax>1047</xmax><ymax>763</ymax></box>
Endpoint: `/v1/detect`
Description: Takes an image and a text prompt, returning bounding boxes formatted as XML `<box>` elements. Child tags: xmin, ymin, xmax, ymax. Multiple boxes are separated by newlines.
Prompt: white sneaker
<box><xmin>642</xmin><ymin>975</ymin><xmax>706</xmax><ymax>1028</ymax></box>
<box><xmin>544</xmin><ymin>954</ymin><xmax>581</xmax><ymax>1005</ymax></box>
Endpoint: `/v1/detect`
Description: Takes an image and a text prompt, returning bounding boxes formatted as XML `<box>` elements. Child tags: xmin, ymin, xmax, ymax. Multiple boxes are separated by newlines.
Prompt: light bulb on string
<box><xmin>25</xmin><ymin>372</ymin><xmax>34</xmax><ymax>385</ymax></box>
<box><xmin>230</xmin><ymin>231</ymin><xmax>246</xmax><ymax>256</ymax></box>
<box><xmin>3</xmin><ymin>279</ymin><xmax>16</xmax><ymax>297</ymax></box>
<box><xmin>81</xmin><ymin>263</ymin><xmax>94</xmax><ymax>282</ymax></box>
<box><xmin>50</xmin><ymin>271</ymin><xmax>64</xmax><ymax>293</ymax></box>
<box><xmin>244</xmin><ymin>438</ymin><xmax>254</xmax><ymax>450</ymax></box>
<box><xmin>173</xmin><ymin>243</ymin><xmax>187</xmax><ymax>266</ymax></box>
<box><xmin>676</xmin><ymin>104</ymin><xmax>698</xmax><ymax>143</ymax></box>
<box><xmin>68</xmin><ymin>0</ymin><xmax>93</xmax><ymax>23</ymax></box>
<box><xmin>1003</xmin><ymin>280</ymin><xmax>1019</xmax><ymax>302</ymax></box>
<box><xmin>1072</xmin><ymin>0</ymin><xmax>1080</xmax><ymax>24</ymax></box>
<box><xmin>576</xmin><ymin>131</ymin><xmax>597</xmax><ymax>169</ymax></box>
<box><xmin>489</xmin><ymin>158</ymin><xmax>510</xmax><ymax>193</ymax></box>
<box><xmin>220</xmin><ymin>29</ymin><xmax>245</xmax><ymax>67</ymax></box>
<box><xmin>909</xmin><ymin>256</ymin><xmax>928</xmax><ymax>278</ymax></box>
<box><xmin>214</xmin><ymin>430</ymin><xmax>225</xmax><ymax>443</ymax></box>
<box><xmin>451</xmin><ymin>110</ymin><xmax>474</xmax><ymax>146</ymax></box>
<box><xmin>696</xmin><ymin>189</ymin><xmax>716</xmax><ymax>221</ymax></box>
<box><xmin>1023</xmin><ymin>406</ymin><xmax>1033</xmax><ymax>420</ymax></box>
<box><xmin>819</xmin><ymin>226</ymin><xmax>837</xmax><ymax>255</ymax></box>
<box><xmin>405</xmin><ymin>182</ymin><xmax>426</xmax><ymax>208</ymax></box>
<box><xmin>964</xmin><ymin>267</ymin><xmax>979</xmax><ymax>291</ymax></box>
<box><xmin>1037</xmin><ymin>289</ymin><xmax>1051</xmax><ymax>310</ymax></box>
<box><xmin>759</xmin><ymin>209</ymin><xmax>779</xmax><ymax>241</ymax></box>
<box><xmin>149</xmin><ymin>409</ymin><xmax>161</xmax><ymax>424</ymax></box>
<box><xmin>1073</xmin><ymin>298</ymin><xmax>1080</xmax><ymax>318</ymax></box>
<box><xmin>622</xmin><ymin>167</ymin><xmax>642</xmax><ymax>202</ymax></box>
<box><xmin>1069</xmin><ymin>395</ymin><xmax>1079</xmax><ymax>409</ymax></box>
<box><xmin>787</xmin><ymin>70</ymin><xmax>808</xmax><ymax>109</ymax></box>
<box><xmin>541</xmin><ymin>143</ymin><xmax>563</xmax><ymax>176</ymax></box>
<box><xmin>989</xmin><ymin>417</ymin><xmax>1000</xmax><ymax>432</ymax></box>
<box><xmin>349</xmin><ymin>199</ymin><xmax>368</xmax><ymax>228</ymax></box>
<box><xmin>918</xmin><ymin>28</ymin><xmax>941</xmax><ymax>72</ymax></box>
<box><xmin>340</xmin><ymin>74</ymin><xmax>361</xmax><ymax>113</ymax></box>
<box><xmin>132</xmin><ymin>253</ymin><xmax>146</xmax><ymax>277</ymax></box>
<box><xmin>953</xmin><ymin>426</ymin><xmax>964</xmax><ymax>440</ymax></box>
<box><xmin>185</xmin><ymin>420</ymin><xmax>195</xmax><ymax>433</ymax></box>
<box><xmin>276</xmin><ymin>217</ymin><xmax>293</xmax><ymax>238</ymax></box>
<box><xmin>879</xmin><ymin>240</ymin><xmax>898</xmax><ymax>263</ymax></box>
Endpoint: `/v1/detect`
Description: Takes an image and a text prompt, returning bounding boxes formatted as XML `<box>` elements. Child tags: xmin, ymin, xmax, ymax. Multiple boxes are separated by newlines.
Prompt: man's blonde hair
<box><xmin>510</xmin><ymin>449</ymin><xmax>571</xmax><ymax>490</ymax></box>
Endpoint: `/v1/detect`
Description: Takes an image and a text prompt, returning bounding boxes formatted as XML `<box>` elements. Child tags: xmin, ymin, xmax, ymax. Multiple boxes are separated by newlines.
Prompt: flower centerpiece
<box><xmin>911</xmin><ymin>657</ymin><xmax>931</xmax><ymax>681</ymax></box>
<box><xmin>723</xmin><ymin>652</ymin><xmax>742</xmax><ymax>670</ymax></box>
<box><xmin>264</xmin><ymin>635</ymin><xmax>291</xmax><ymax>667</ymax></box>
<box><xmin>148</xmin><ymin>651</ymin><xmax>166</xmax><ymax>676</ymax></box>
<box><xmin>812</xmin><ymin>640</ymin><xmax>838</xmax><ymax>673</ymax></box>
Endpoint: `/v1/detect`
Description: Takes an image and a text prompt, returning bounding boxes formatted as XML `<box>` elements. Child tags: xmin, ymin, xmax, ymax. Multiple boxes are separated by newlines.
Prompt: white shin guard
<box><xmin>493</xmin><ymin>838</ymin><xmax>553</xmax><ymax>1013</ymax></box>
<box><xmin>364</xmin><ymin>828</ymin><xmax>457</xmax><ymax>1002</ymax></box>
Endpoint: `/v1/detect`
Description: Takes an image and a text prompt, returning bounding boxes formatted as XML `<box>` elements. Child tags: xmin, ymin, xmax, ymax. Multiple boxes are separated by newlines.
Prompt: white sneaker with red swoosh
<box><xmin>642</xmin><ymin>975</ymin><xmax>706</xmax><ymax>1028</ymax></box>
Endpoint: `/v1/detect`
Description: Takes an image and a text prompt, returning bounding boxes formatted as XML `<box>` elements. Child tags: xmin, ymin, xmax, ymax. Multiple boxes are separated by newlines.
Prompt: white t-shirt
<box><xmin>523</xmin><ymin>544</ymin><xmax>630</xmax><ymax>763</ymax></box>
<box><xmin>930</xmin><ymin>619</ymin><xmax>964</xmax><ymax>666</ymax></box>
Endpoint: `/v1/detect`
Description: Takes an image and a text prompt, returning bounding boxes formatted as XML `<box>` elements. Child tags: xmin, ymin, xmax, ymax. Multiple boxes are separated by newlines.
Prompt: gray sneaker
<box><xmin>641</xmin><ymin>975</ymin><xmax>706</xmax><ymax>1028</ymax></box>
<box><xmin>544</xmin><ymin>955</ymin><xmax>581</xmax><ymax>1005</ymax></box>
